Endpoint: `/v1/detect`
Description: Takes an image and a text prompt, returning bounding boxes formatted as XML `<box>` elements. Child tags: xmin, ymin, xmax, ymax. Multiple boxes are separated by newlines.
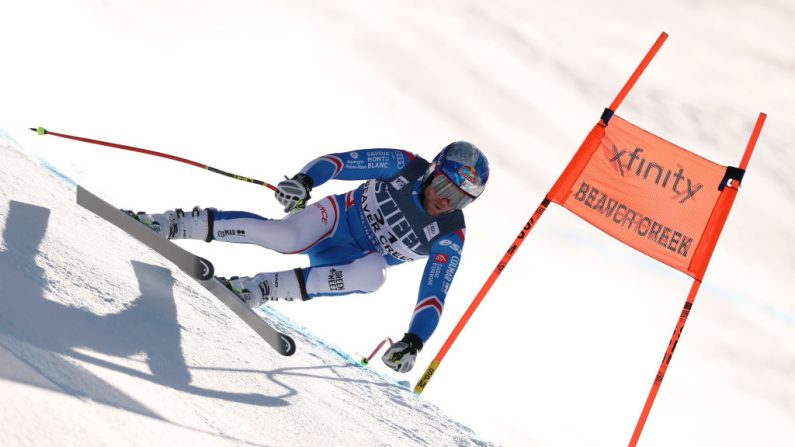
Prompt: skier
<box><xmin>129</xmin><ymin>141</ymin><xmax>489</xmax><ymax>373</ymax></box>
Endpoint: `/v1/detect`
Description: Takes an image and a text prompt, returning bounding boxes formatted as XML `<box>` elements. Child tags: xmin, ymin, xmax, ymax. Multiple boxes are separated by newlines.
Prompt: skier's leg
<box><xmin>227</xmin><ymin>253</ymin><xmax>388</xmax><ymax>308</ymax></box>
<box><xmin>302</xmin><ymin>252</ymin><xmax>388</xmax><ymax>298</ymax></box>
<box><xmin>212</xmin><ymin>197</ymin><xmax>339</xmax><ymax>253</ymax></box>
<box><xmin>223</xmin><ymin>268</ymin><xmax>306</xmax><ymax>306</ymax></box>
<box><xmin>134</xmin><ymin>196</ymin><xmax>340</xmax><ymax>253</ymax></box>
<box><xmin>126</xmin><ymin>207</ymin><xmax>213</xmax><ymax>241</ymax></box>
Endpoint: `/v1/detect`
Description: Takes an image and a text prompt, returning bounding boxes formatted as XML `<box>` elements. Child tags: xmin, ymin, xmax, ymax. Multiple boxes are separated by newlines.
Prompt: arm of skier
<box><xmin>275</xmin><ymin>149</ymin><xmax>415</xmax><ymax>212</ymax></box>
<box><xmin>298</xmin><ymin>149</ymin><xmax>416</xmax><ymax>186</ymax></box>
<box><xmin>408</xmin><ymin>230</ymin><xmax>465</xmax><ymax>343</ymax></box>
<box><xmin>381</xmin><ymin>230</ymin><xmax>465</xmax><ymax>373</ymax></box>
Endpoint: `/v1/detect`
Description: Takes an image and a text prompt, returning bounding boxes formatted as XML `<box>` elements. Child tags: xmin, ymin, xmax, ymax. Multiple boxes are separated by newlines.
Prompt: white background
<box><xmin>2</xmin><ymin>1</ymin><xmax>794</xmax><ymax>445</ymax></box>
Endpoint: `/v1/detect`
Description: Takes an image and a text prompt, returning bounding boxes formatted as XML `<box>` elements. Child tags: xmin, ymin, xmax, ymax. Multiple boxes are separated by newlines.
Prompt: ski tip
<box><xmin>29</xmin><ymin>127</ymin><xmax>48</xmax><ymax>135</ymax></box>
<box><xmin>280</xmin><ymin>334</ymin><xmax>296</xmax><ymax>356</ymax></box>
<box><xmin>196</xmin><ymin>258</ymin><xmax>214</xmax><ymax>280</ymax></box>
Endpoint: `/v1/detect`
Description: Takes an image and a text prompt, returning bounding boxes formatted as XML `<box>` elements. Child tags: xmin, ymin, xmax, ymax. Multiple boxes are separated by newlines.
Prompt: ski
<box><xmin>202</xmin><ymin>277</ymin><xmax>295</xmax><ymax>356</ymax></box>
<box><xmin>76</xmin><ymin>186</ymin><xmax>213</xmax><ymax>280</ymax></box>
<box><xmin>76</xmin><ymin>185</ymin><xmax>296</xmax><ymax>356</ymax></box>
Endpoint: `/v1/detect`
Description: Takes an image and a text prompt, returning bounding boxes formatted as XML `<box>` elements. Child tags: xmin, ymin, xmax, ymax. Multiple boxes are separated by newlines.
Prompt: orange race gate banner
<box><xmin>548</xmin><ymin>115</ymin><xmax>729</xmax><ymax>280</ymax></box>
<box><xmin>412</xmin><ymin>31</ymin><xmax>766</xmax><ymax>447</ymax></box>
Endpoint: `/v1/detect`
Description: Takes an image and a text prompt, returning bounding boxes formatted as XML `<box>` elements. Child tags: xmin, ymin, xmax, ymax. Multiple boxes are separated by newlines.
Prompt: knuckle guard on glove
<box><xmin>275</xmin><ymin>173</ymin><xmax>313</xmax><ymax>213</ymax></box>
<box><xmin>381</xmin><ymin>333</ymin><xmax>424</xmax><ymax>373</ymax></box>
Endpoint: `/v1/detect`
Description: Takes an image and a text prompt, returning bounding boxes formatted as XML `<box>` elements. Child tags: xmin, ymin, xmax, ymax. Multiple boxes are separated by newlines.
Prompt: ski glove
<box><xmin>381</xmin><ymin>332</ymin><xmax>424</xmax><ymax>373</ymax></box>
<box><xmin>275</xmin><ymin>173</ymin><xmax>313</xmax><ymax>213</ymax></box>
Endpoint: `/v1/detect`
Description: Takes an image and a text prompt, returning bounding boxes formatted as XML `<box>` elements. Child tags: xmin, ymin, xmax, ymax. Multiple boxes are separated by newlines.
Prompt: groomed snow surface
<box><xmin>2</xmin><ymin>1</ymin><xmax>795</xmax><ymax>446</ymax></box>
<box><xmin>0</xmin><ymin>141</ymin><xmax>494</xmax><ymax>446</ymax></box>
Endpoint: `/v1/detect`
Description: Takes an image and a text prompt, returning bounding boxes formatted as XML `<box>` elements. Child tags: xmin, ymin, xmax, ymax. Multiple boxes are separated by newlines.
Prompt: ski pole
<box><xmin>360</xmin><ymin>337</ymin><xmax>394</xmax><ymax>365</ymax></box>
<box><xmin>30</xmin><ymin>126</ymin><xmax>278</xmax><ymax>191</ymax></box>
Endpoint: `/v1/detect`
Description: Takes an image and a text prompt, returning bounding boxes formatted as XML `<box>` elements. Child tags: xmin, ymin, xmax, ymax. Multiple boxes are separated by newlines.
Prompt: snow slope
<box><xmin>0</xmin><ymin>139</ymin><xmax>493</xmax><ymax>446</ymax></box>
<box><xmin>2</xmin><ymin>1</ymin><xmax>795</xmax><ymax>446</ymax></box>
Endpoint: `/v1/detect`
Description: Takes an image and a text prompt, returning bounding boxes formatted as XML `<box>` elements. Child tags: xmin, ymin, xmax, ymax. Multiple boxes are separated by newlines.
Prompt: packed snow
<box><xmin>0</xmin><ymin>140</ymin><xmax>494</xmax><ymax>446</ymax></box>
<box><xmin>1</xmin><ymin>1</ymin><xmax>794</xmax><ymax>446</ymax></box>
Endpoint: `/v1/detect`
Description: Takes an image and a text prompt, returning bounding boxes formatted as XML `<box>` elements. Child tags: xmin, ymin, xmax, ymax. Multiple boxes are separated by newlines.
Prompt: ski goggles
<box><xmin>430</xmin><ymin>174</ymin><xmax>477</xmax><ymax>210</ymax></box>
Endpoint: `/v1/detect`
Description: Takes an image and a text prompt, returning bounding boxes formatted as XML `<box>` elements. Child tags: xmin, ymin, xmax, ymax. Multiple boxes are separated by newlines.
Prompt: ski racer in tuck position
<box><xmin>130</xmin><ymin>141</ymin><xmax>489</xmax><ymax>373</ymax></box>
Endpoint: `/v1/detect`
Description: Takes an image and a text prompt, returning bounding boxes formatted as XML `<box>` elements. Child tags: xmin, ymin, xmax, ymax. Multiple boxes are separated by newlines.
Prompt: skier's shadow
<box><xmin>0</xmin><ymin>200</ymin><xmax>288</xmax><ymax>421</ymax></box>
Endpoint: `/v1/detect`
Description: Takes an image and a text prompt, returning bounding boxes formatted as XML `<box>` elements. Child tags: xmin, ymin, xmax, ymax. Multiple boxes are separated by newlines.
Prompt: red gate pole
<box><xmin>628</xmin><ymin>112</ymin><xmax>766</xmax><ymax>446</ymax></box>
<box><xmin>413</xmin><ymin>32</ymin><xmax>669</xmax><ymax>395</ymax></box>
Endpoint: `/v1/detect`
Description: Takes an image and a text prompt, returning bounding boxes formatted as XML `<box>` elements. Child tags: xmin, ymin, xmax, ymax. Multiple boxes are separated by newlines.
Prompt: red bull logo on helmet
<box><xmin>458</xmin><ymin>166</ymin><xmax>480</xmax><ymax>187</ymax></box>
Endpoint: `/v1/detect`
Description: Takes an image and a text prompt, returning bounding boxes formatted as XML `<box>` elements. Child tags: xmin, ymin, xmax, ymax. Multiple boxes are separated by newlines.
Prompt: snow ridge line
<box><xmin>1</xmin><ymin>126</ymin><xmax>76</xmax><ymax>186</ymax></box>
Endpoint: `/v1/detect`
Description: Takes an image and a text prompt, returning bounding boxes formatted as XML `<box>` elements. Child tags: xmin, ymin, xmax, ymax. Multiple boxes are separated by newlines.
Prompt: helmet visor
<box><xmin>439</xmin><ymin>144</ymin><xmax>487</xmax><ymax>198</ymax></box>
<box><xmin>430</xmin><ymin>174</ymin><xmax>476</xmax><ymax>210</ymax></box>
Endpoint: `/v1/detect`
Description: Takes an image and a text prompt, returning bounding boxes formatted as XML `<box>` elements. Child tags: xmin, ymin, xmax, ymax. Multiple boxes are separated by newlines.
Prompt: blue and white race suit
<box><xmin>211</xmin><ymin>149</ymin><xmax>466</xmax><ymax>343</ymax></box>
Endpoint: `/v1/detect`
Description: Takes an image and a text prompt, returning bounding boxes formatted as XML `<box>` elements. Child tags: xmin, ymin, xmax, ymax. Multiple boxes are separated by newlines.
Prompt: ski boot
<box><xmin>219</xmin><ymin>270</ymin><xmax>307</xmax><ymax>308</ymax></box>
<box><xmin>122</xmin><ymin>207</ymin><xmax>212</xmax><ymax>241</ymax></box>
<box><xmin>123</xmin><ymin>210</ymin><xmax>166</xmax><ymax>236</ymax></box>
<box><xmin>218</xmin><ymin>276</ymin><xmax>266</xmax><ymax>308</ymax></box>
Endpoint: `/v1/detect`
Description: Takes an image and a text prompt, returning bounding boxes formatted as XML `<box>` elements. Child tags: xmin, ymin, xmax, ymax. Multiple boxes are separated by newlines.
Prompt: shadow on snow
<box><xmin>0</xmin><ymin>200</ymin><xmax>294</xmax><ymax>444</ymax></box>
